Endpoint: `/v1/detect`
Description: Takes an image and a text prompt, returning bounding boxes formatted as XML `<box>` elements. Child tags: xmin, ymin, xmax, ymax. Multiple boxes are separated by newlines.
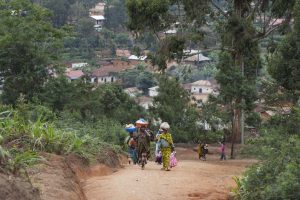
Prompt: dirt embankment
<box><xmin>26</xmin><ymin>152</ymin><xmax>125</xmax><ymax>200</ymax></box>
<box><xmin>0</xmin><ymin>149</ymin><xmax>125</xmax><ymax>200</ymax></box>
<box><xmin>0</xmin><ymin>173</ymin><xmax>40</xmax><ymax>200</ymax></box>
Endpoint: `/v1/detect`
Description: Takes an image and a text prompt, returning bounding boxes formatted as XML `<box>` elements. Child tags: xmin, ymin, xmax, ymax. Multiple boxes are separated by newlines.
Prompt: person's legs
<box><xmin>132</xmin><ymin>149</ymin><xmax>138</xmax><ymax>164</ymax></box>
<box><xmin>220</xmin><ymin>152</ymin><xmax>226</xmax><ymax>160</ymax></box>
<box><xmin>161</xmin><ymin>148</ymin><xmax>171</xmax><ymax>170</ymax></box>
<box><xmin>137</xmin><ymin>144</ymin><xmax>143</xmax><ymax>164</ymax></box>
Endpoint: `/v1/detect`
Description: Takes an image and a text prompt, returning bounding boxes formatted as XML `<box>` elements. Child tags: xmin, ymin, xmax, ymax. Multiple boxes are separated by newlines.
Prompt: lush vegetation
<box><xmin>0</xmin><ymin>97</ymin><xmax>128</xmax><ymax>173</ymax></box>
<box><xmin>233</xmin><ymin>108</ymin><xmax>300</xmax><ymax>200</ymax></box>
<box><xmin>0</xmin><ymin>0</ymin><xmax>65</xmax><ymax>105</ymax></box>
<box><xmin>125</xmin><ymin>0</ymin><xmax>300</xmax><ymax>198</ymax></box>
<box><xmin>0</xmin><ymin>0</ymin><xmax>299</xmax><ymax>198</ymax></box>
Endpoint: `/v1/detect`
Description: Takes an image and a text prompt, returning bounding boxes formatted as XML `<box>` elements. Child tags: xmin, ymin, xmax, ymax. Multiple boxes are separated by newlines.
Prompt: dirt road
<box><xmin>82</xmin><ymin>147</ymin><xmax>255</xmax><ymax>200</ymax></box>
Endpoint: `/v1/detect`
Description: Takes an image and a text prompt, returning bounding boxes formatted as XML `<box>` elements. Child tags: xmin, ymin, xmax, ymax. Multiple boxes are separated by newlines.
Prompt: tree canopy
<box><xmin>268</xmin><ymin>0</ymin><xmax>300</xmax><ymax>103</ymax></box>
<box><xmin>0</xmin><ymin>0</ymin><xmax>64</xmax><ymax>104</ymax></box>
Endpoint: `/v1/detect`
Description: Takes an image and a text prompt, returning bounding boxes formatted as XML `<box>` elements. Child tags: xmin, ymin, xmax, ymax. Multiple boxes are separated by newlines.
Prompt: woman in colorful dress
<box><xmin>136</xmin><ymin>125</ymin><xmax>152</xmax><ymax>169</ymax></box>
<box><xmin>158</xmin><ymin>122</ymin><xmax>174</xmax><ymax>171</ymax></box>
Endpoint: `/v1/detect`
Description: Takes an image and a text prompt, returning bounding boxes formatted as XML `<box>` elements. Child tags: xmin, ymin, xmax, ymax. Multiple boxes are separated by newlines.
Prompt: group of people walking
<box><xmin>126</xmin><ymin>119</ymin><xmax>227</xmax><ymax>171</ymax></box>
<box><xmin>197</xmin><ymin>142</ymin><xmax>227</xmax><ymax>161</ymax></box>
<box><xmin>125</xmin><ymin>121</ymin><xmax>176</xmax><ymax>171</ymax></box>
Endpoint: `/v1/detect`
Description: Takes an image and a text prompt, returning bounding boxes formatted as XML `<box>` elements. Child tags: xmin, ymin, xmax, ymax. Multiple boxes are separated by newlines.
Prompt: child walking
<box><xmin>220</xmin><ymin>142</ymin><xmax>226</xmax><ymax>160</ymax></box>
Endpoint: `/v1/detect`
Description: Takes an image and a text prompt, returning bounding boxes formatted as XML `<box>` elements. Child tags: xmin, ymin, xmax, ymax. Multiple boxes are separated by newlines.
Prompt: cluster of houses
<box><xmin>66</xmin><ymin>1</ymin><xmax>295</xmax><ymax>130</ymax></box>
<box><xmin>65</xmin><ymin>49</ymin><xmax>150</xmax><ymax>84</ymax></box>
<box><xmin>64</xmin><ymin>48</ymin><xmax>218</xmax><ymax>110</ymax></box>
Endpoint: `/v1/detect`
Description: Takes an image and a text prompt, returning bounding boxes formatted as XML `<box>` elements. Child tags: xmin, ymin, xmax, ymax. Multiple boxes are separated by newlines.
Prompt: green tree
<box><xmin>104</xmin><ymin>0</ymin><xmax>128</xmax><ymax>30</ymax></box>
<box><xmin>38</xmin><ymin>76</ymin><xmax>74</xmax><ymax>111</ymax></box>
<box><xmin>269</xmin><ymin>0</ymin><xmax>300</xmax><ymax>104</ymax></box>
<box><xmin>136</xmin><ymin>71</ymin><xmax>156</xmax><ymax>94</ymax></box>
<box><xmin>0</xmin><ymin>0</ymin><xmax>64</xmax><ymax>105</ymax></box>
<box><xmin>237</xmin><ymin>108</ymin><xmax>300</xmax><ymax>200</ymax></box>
<box><xmin>150</xmin><ymin>76</ymin><xmax>200</xmax><ymax>142</ymax></box>
<box><xmin>40</xmin><ymin>77</ymin><xmax>145</xmax><ymax>123</ymax></box>
<box><xmin>214</xmin><ymin>0</ymin><xmax>295</xmax><ymax>158</ymax></box>
<box><xmin>126</xmin><ymin>0</ymin><xmax>295</xmax><ymax>157</ymax></box>
<box><xmin>115</xmin><ymin>33</ymin><xmax>132</xmax><ymax>48</ymax></box>
<box><xmin>119</xmin><ymin>67</ymin><xmax>156</xmax><ymax>94</ymax></box>
<box><xmin>95</xmin><ymin>84</ymin><xmax>146</xmax><ymax>123</ymax></box>
<box><xmin>42</xmin><ymin>0</ymin><xmax>74</xmax><ymax>27</ymax></box>
<box><xmin>69</xmin><ymin>1</ymin><xmax>87</xmax><ymax>23</ymax></box>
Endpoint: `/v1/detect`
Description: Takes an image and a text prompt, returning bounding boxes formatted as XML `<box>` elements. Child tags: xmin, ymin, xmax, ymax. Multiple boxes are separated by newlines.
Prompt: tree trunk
<box><xmin>230</xmin><ymin>45</ymin><xmax>244</xmax><ymax>158</ymax></box>
<box><xmin>231</xmin><ymin>0</ymin><xmax>245</xmax><ymax>154</ymax></box>
<box><xmin>231</xmin><ymin>104</ymin><xmax>241</xmax><ymax>159</ymax></box>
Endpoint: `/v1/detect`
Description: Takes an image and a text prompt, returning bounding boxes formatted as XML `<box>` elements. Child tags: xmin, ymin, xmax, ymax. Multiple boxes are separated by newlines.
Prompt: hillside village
<box><xmin>60</xmin><ymin>1</ymin><xmax>220</xmax><ymax>111</ymax></box>
<box><xmin>61</xmin><ymin>1</ymin><xmax>293</xmax><ymax>127</ymax></box>
<box><xmin>0</xmin><ymin>1</ymin><xmax>299</xmax><ymax>200</ymax></box>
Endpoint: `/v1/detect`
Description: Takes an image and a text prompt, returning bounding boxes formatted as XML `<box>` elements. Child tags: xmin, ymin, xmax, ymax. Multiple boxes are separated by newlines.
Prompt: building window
<box><xmin>111</xmin><ymin>77</ymin><xmax>114</xmax><ymax>82</ymax></box>
<box><xmin>104</xmin><ymin>78</ymin><xmax>107</xmax><ymax>83</ymax></box>
<box><xmin>199</xmin><ymin>88</ymin><xmax>202</xmax><ymax>93</ymax></box>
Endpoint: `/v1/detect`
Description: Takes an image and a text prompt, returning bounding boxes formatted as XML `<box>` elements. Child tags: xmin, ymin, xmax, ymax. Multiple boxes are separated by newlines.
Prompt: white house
<box><xmin>164</xmin><ymin>29</ymin><xmax>177</xmax><ymax>35</ymax></box>
<box><xmin>91</xmin><ymin>65</ymin><xmax>117</xmax><ymax>84</ymax></box>
<box><xmin>190</xmin><ymin>80</ymin><xmax>218</xmax><ymax>106</ymax></box>
<box><xmin>91</xmin><ymin>62</ymin><xmax>135</xmax><ymax>84</ymax></box>
<box><xmin>182</xmin><ymin>49</ymin><xmax>211</xmax><ymax>66</ymax></box>
<box><xmin>191</xmin><ymin>80</ymin><xmax>214</xmax><ymax>94</ymax></box>
<box><xmin>148</xmin><ymin>86</ymin><xmax>159</xmax><ymax>97</ymax></box>
<box><xmin>71</xmin><ymin>62</ymin><xmax>88</xmax><ymax>69</ymax></box>
<box><xmin>90</xmin><ymin>15</ymin><xmax>105</xmax><ymax>31</ymax></box>
<box><xmin>128</xmin><ymin>55</ymin><xmax>147</xmax><ymax>61</ymax></box>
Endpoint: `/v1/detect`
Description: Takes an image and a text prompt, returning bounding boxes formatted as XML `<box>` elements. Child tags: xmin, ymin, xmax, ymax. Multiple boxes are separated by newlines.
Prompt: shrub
<box><xmin>236</xmin><ymin>108</ymin><xmax>300</xmax><ymax>200</ymax></box>
<box><xmin>0</xmin><ymin>103</ymin><xmax>128</xmax><ymax>174</ymax></box>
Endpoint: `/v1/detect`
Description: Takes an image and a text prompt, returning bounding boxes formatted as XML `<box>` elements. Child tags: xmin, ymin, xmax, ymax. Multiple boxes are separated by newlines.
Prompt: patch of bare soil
<box><xmin>26</xmin><ymin>150</ymin><xmax>125</xmax><ymax>200</ymax></box>
<box><xmin>0</xmin><ymin>173</ymin><xmax>40</xmax><ymax>200</ymax></box>
<box><xmin>82</xmin><ymin>146</ymin><xmax>256</xmax><ymax>200</ymax></box>
<box><xmin>27</xmin><ymin>153</ymin><xmax>87</xmax><ymax>200</ymax></box>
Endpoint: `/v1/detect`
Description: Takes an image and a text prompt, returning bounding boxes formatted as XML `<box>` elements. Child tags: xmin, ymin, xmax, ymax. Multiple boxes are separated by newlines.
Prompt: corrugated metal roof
<box><xmin>65</xmin><ymin>70</ymin><xmax>84</xmax><ymax>79</ymax></box>
<box><xmin>191</xmin><ymin>80</ymin><xmax>212</xmax><ymax>86</ymax></box>
<box><xmin>90</xmin><ymin>15</ymin><xmax>105</xmax><ymax>20</ymax></box>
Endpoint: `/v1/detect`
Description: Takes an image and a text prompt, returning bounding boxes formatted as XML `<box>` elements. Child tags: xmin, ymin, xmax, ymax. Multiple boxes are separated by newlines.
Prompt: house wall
<box><xmin>72</xmin><ymin>63</ymin><xmax>88</xmax><ymax>69</ymax></box>
<box><xmin>191</xmin><ymin>85</ymin><xmax>213</xmax><ymax>94</ymax></box>
<box><xmin>93</xmin><ymin>76</ymin><xmax>117</xmax><ymax>84</ymax></box>
<box><xmin>149</xmin><ymin>88</ymin><xmax>158</xmax><ymax>97</ymax></box>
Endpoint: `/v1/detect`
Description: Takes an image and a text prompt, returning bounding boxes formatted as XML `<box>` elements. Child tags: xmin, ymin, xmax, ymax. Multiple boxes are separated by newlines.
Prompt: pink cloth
<box><xmin>169</xmin><ymin>152</ymin><xmax>177</xmax><ymax>168</ymax></box>
<box><xmin>220</xmin><ymin>144</ymin><xmax>225</xmax><ymax>153</ymax></box>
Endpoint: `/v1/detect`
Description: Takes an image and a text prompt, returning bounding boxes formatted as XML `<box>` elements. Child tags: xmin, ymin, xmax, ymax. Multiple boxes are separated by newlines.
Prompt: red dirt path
<box><xmin>82</xmin><ymin>146</ymin><xmax>256</xmax><ymax>200</ymax></box>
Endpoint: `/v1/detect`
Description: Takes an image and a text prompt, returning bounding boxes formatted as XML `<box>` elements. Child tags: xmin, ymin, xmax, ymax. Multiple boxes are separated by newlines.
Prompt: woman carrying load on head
<box><xmin>125</xmin><ymin>124</ymin><xmax>138</xmax><ymax>164</ymax></box>
<box><xmin>136</xmin><ymin>124</ymin><xmax>152</xmax><ymax>169</ymax></box>
<box><xmin>158</xmin><ymin>122</ymin><xmax>174</xmax><ymax>171</ymax></box>
<box><xmin>126</xmin><ymin>132</ymin><xmax>138</xmax><ymax>164</ymax></box>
